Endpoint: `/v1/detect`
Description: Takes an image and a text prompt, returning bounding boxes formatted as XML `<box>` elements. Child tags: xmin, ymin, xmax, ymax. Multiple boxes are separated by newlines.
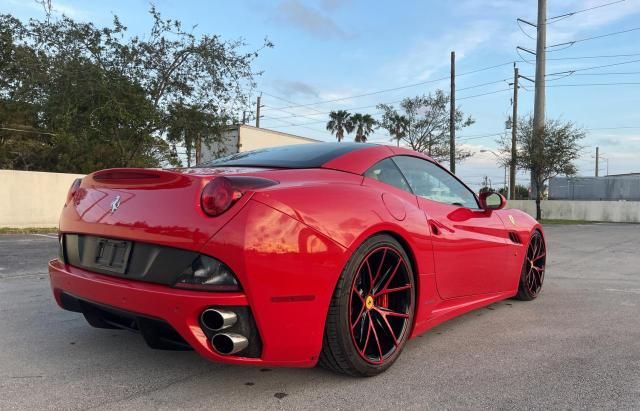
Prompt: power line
<box><xmin>547</xmin><ymin>82</ymin><xmax>640</xmax><ymax>87</ymax></box>
<box><xmin>518</xmin><ymin>51</ymin><xmax>640</xmax><ymax>65</ymax></box>
<box><xmin>520</xmin><ymin>57</ymin><xmax>640</xmax><ymax>78</ymax></box>
<box><xmin>261</xmin><ymin>113</ymin><xmax>327</xmax><ymax>134</ymax></box>
<box><xmin>260</xmin><ymin>91</ymin><xmax>325</xmax><ymax>115</ymax></box>
<box><xmin>570</xmin><ymin>71</ymin><xmax>640</xmax><ymax>76</ymax></box>
<box><xmin>547</xmin><ymin>27</ymin><xmax>640</xmax><ymax>49</ymax></box>
<box><xmin>547</xmin><ymin>0</ymin><xmax>626</xmax><ymax>24</ymax></box>
<box><xmin>264</xmin><ymin>77</ymin><xmax>511</xmax><ymax>121</ymax></box>
<box><xmin>264</xmin><ymin>88</ymin><xmax>512</xmax><ymax>129</ymax></box>
<box><xmin>262</xmin><ymin>61</ymin><xmax>515</xmax><ymax>111</ymax></box>
<box><xmin>263</xmin><ymin>104</ymin><xmax>327</xmax><ymax>123</ymax></box>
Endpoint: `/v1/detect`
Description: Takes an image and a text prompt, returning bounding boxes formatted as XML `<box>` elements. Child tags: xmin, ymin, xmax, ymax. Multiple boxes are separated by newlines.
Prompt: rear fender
<box><xmin>252</xmin><ymin>180</ymin><xmax>437</xmax><ymax>339</ymax></box>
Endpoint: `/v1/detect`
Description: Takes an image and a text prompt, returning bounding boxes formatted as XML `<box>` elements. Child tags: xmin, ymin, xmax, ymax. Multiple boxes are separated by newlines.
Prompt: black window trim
<box><xmin>391</xmin><ymin>155</ymin><xmax>481</xmax><ymax>209</ymax></box>
<box><xmin>363</xmin><ymin>157</ymin><xmax>414</xmax><ymax>195</ymax></box>
<box><xmin>364</xmin><ymin>154</ymin><xmax>481</xmax><ymax>209</ymax></box>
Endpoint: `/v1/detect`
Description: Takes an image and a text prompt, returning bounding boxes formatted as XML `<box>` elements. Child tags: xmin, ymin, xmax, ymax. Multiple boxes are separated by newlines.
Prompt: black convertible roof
<box><xmin>201</xmin><ymin>143</ymin><xmax>372</xmax><ymax>169</ymax></box>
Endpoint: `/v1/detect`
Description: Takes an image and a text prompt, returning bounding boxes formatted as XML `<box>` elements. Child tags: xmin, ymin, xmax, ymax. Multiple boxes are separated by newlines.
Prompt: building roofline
<box><xmin>226</xmin><ymin>124</ymin><xmax>322</xmax><ymax>143</ymax></box>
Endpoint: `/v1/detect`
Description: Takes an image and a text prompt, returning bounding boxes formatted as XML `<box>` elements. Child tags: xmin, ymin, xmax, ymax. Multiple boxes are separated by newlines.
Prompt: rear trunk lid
<box><xmin>60</xmin><ymin>167</ymin><xmax>274</xmax><ymax>251</ymax></box>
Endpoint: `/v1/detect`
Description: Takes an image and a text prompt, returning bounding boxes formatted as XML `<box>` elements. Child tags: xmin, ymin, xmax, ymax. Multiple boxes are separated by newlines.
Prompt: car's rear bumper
<box><xmin>48</xmin><ymin>258</ymin><xmax>314</xmax><ymax>367</ymax></box>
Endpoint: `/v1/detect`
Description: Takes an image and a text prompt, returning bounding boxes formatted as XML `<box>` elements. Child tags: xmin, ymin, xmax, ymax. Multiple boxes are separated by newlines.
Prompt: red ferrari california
<box><xmin>49</xmin><ymin>143</ymin><xmax>546</xmax><ymax>376</ymax></box>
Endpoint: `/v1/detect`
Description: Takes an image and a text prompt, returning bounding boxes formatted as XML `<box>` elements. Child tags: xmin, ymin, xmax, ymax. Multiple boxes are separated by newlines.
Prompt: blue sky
<box><xmin>4</xmin><ymin>0</ymin><xmax>640</xmax><ymax>188</ymax></box>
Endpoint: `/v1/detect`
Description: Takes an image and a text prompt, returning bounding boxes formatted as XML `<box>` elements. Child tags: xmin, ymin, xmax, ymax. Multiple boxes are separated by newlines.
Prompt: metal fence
<box><xmin>549</xmin><ymin>175</ymin><xmax>640</xmax><ymax>201</ymax></box>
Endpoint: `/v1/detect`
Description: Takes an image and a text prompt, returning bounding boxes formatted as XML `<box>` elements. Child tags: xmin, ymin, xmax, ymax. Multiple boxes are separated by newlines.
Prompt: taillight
<box><xmin>66</xmin><ymin>178</ymin><xmax>82</xmax><ymax>205</ymax></box>
<box><xmin>200</xmin><ymin>176</ymin><xmax>277</xmax><ymax>217</ymax></box>
<box><xmin>173</xmin><ymin>255</ymin><xmax>240</xmax><ymax>291</ymax></box>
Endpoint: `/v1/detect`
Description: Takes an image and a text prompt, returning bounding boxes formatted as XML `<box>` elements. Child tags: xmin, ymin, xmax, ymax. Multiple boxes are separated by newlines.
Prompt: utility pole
<box><xmin>255</xmin><ymin>95</ymin><xmax>264</xmax><ymax>128</ymax></box>
<box><xmin>531</xmin><ymin>0</ymin><xmax>546</xmax><ymax>201</ymax></box>
<box><xmin>595</xmin><ymin>146</ymin><xmax>599</xmax><ymax>177</ymax></box>
<box><xmin>510</xmin><ymin>65</ymin><xmax>519</xmax><ymax>200</ymax></box>
<box><xmin>242</xmin><ymin>111</ymin><xmax>247</xmax><ymax>125</ymax></box>
<box><xmin>449</xmin><ymin>51</ymin><xmax>456</xmax><ymax>174</ymax></box>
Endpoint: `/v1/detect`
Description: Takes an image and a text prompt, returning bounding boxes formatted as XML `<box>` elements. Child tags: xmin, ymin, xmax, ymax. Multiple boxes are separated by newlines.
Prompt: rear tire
<box><xmin>515</xmin><ymin>230</ymin><xmax>546</xmax><ymax>301</ymax></box>
<box><xmin>319</xmin><ymin>234</ymin><xmax>415</xmax><ymax>377</ymax></box>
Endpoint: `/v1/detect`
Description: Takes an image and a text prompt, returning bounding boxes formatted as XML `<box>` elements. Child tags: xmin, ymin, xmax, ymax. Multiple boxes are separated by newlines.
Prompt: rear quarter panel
<box><xmin>251</xmin><ymin>169</ymin><xmax>436</xmax><ymax>335</ymax></box>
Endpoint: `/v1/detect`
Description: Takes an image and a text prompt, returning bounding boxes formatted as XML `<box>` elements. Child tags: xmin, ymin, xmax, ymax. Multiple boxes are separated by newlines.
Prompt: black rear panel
<box><xmin>60</xmin><ymin>292</ymin><xmax>191</xmax><ymax>350</ymax></box>
<box><xmin>63</xmin><ymin>234</ymin><xmax>198</xmax><ymax>285</ymax></box>
<box><xmin>201</xmin><ymin>142</ymin><xmax>370</xmax><ymax>169</ymax></box>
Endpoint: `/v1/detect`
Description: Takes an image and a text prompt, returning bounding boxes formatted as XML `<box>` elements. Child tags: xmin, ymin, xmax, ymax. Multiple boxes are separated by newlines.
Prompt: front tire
<box><xmin>319</xmin><ymin>234</ymin><xmax>415</xmax><ymax>377</ymax></box>
<box><xmin>515</xmin><ymin>230</ymin><xmax>546</xmax><ymax>301</ymax></box>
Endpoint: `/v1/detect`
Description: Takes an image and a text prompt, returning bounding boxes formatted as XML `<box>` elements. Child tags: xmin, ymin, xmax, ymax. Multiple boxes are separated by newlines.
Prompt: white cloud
<box><xmin>274</xmin><ymin>0</ymin><xmax>350</xmax><ymax>40</ymax></box>
<box><xmin>383</xmin><ymin>20</ymin><xmax>499</xmax><ymax>84</ymax></box>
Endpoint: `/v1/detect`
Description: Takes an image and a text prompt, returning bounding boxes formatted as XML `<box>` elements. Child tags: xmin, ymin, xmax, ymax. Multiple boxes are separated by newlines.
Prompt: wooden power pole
<box><xmin>510</xmin><ymin>66</ymin><xmax>519</xmax><ymax>200</ymax></box>
<box><xmin>255</xmin><ymin>95</ymin><xmax>263</xmax><ymax>128</ymax></box>
<box><xmin>595</xmin><ymin>146</ymin><xmax>599</xmax><ymax>177</ymax></box>
<box><xmin>449</xmin><ymin>51</ymin><xmax>456</xmax><ymax>174</ymax></box>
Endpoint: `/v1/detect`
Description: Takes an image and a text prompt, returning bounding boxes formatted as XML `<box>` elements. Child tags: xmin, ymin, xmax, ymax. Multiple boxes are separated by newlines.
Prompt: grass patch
<box><xmin>540</xmin><ymin>219</ymin><xmax>594</xmax><ymax>225</ymax></box>
<box><xmin>0</xmin><ymin>227</ymin><xmax>57</xmax><ymax>234</ymax></box>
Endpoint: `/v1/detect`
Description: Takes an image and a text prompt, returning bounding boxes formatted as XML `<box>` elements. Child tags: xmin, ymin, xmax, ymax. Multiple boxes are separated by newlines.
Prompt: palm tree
<box><xmin>351</xmin><ymin>113</ymin><xmax>376</xmax><ymax>142</ymax></box>
<box><xmin>326</xmin><ymin>110</ymin><xmax>354</xmax><ymax>142</ymax></box>
<box><xmin>387</xmin><ymin>113</ymin><xmax>409</xmax><ymax>146</ymax></box>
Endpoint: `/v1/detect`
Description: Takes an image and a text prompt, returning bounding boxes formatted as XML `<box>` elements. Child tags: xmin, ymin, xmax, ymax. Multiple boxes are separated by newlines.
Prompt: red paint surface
<box><xmin>50</xmin><ymin>145</ymin><xmax>543</xmax><ymax>367</ymax></box>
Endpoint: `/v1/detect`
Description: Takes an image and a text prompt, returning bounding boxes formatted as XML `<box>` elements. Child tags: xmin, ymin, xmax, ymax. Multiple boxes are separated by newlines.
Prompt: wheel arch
<box><xmin>340</xmin><ymin>227</ymin><xmax>423</xmax><ymax>335</ymax></box>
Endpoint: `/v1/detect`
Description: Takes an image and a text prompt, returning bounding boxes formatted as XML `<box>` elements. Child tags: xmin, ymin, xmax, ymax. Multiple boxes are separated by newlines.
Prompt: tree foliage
<box><xmin>498</xmin><ymin>116</ymin><xmax>585</xmax><ymax>219</ymax></box>
<box><xmin>351</xmin><ymin>113</ymin><xmax>376</xmax><ymax>143</ymax></box>
<box><xmin>498</xmin><ymin>184</ymin><xmax>529</xmax><ymax>200</ymax></box>
<box><xmin>0</xmin><ymin>9</ymin><xmax>271</xmax><ymax>172</ymax></box>
<box><xmin>377</xmin><ymin>90</ymin><xmax>474</xmax><ymax>163</ymax></box>
<box><xmin>326</xmin><ymin>110</ymin><xmax>354</xmax><ymax>142</ymax></box>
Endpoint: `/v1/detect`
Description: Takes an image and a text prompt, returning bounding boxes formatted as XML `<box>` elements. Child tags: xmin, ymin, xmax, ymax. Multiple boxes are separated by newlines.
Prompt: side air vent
<box><xmin>508</xmin><ymin>232</ymin><xmax>522</xmax><ymax>244</ymax></box>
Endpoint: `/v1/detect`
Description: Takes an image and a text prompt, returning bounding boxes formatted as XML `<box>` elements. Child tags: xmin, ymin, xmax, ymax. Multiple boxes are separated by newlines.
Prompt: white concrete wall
<box><xmin>0</xmin><ymin>170</ymin><xmax>85</xmax><ymax>228</ymax></box>
<box><xmin>508</xmin><ymin>200</ymin><xmax>640</xmax><ymax>223</ymax></box>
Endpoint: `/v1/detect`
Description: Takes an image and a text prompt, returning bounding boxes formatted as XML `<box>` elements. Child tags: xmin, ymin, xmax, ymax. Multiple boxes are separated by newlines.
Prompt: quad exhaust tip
<box><xmin>201</xmin><ymin>308</ymin><xmax>237</xmax><ymax>331</ymax></box>
<box><xmin>211</xmin><ymin>333</ymin><xmax>249</xmax><ymax>355</ymax></box>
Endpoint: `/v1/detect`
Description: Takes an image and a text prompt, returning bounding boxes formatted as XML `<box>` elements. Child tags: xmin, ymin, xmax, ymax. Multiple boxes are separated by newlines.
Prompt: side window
<box><xmin>364</xmin><ymin>158</ymin><xmax>412</xmax><ymax>193</ymax></box>
<box><xmin>392</xmin><ymin>156</ymin><xmax>479</xmax><ymax>208</ymax></box>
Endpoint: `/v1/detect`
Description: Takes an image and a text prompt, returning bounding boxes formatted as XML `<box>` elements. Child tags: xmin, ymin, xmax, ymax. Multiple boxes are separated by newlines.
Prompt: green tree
<box><xmin>498</xmin><ymin>117</ymin><xmax>585</xmax><ymax>220</ymax></box>
<box><xmin>326</xmin><ymin>110</ymin><xmax>354</xmax><ymax>142</ymax></box>
<box><xmin>381</xmin><ymin>113</ymin><xmax>410</xmax><ymax>147</ymax></box>
<box><xmin>377</xmin><ymin>90</ymin><xmax>474</xmax><ymax>164</ymax></box>
<box><xmin>351</xmin><ymin>113</ymin><xmax>376</xmax><ymax>142</ymax></box>
<box><xmin>498</xmin><ymin>184</ymin><xmax>529</xmax><ymax>200</ymax></box>
<box><xmin>166</xmin><ymin>102</ymin><xmax>230</xmax><ymax>167</ymax></box>
<box><xmin>0</xmin><ymin>8</ymin><xmax>271</xmax><ymax>172</ymax></box>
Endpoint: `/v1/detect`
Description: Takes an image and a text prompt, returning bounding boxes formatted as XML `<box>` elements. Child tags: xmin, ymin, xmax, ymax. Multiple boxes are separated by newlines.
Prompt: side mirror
<box><xmin>479</xmin><ymin>192</ymin><xmax>506</xmax><ymax>210</ymax></box>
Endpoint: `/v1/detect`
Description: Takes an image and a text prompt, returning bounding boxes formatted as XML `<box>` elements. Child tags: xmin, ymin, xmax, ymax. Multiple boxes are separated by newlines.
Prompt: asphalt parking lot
<box><xmin>1</xmin><ymin>224</ymin><xmax>639</xmax><ymax>410</ymax></box>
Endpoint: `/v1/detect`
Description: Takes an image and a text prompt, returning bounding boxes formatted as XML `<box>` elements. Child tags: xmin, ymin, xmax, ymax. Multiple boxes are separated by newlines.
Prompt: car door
<box><xmin>392</xmin><ymin>155</ymin><xmax>512</xmax><ymax>299</ymax></box>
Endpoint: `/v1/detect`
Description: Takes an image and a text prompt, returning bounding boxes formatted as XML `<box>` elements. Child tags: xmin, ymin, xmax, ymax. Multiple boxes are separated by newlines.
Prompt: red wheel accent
<box><xmin>525</xmin><ymin>232</ymin><xmax>546</xmax><ymax>296</ymax></box>
<box><xmin>348</xmin><ymin>246</ymin><xmax>413</xmax><ymax>365</ymax></box>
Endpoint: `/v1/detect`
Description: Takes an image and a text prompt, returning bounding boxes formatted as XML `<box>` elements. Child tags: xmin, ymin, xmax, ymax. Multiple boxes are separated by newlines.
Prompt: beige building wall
<box><xmin>199</xmin><ymin>125</ymin><xmax>319</xmax><ymax>163</ymax></box>
<box><xmin>238</xmin><ymin>125</ymin><xmax>318</xmax><ymax>152</ymax></box>
<box><xmin>0</xmin><ymin>170</ymin><xmax>85</xmax><ymax>228</ymax></box>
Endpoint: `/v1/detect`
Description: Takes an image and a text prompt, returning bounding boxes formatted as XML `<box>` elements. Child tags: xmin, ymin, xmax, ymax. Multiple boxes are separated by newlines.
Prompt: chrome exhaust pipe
<box><xmin>211</xmin><ymin>333</ymin><xmax>249</xmax><ymax>355</ymax></box>
<box><xmin>200</xmin><ymin>309</ymin><xmax>237</xmax><ymax>331</ymax></box>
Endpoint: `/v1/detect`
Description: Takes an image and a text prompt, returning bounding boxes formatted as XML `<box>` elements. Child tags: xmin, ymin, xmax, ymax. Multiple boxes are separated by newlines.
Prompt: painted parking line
<box><xmin>31</xmin><ymin>234</ymin><xmax>58</xmax><ymax>239</ymax></box>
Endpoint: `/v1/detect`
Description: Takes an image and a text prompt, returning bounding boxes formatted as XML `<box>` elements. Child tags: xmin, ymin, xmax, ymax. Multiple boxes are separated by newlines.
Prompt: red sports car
<box><xmin>49</xmin><ymin>143</ymin><xmax>546</xmax><ymax>376</ymax></box>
